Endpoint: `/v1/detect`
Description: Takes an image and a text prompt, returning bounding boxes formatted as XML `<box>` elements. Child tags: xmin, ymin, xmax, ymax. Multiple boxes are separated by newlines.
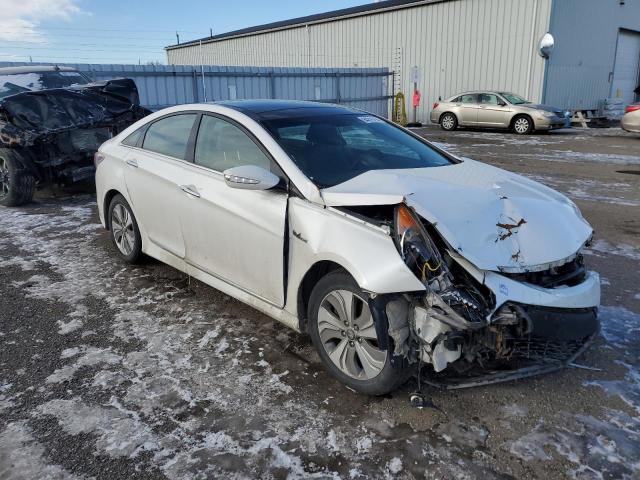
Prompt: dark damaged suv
<box><xmin>0</xmin><ymin>65</ymin><xmax>149</xmax><ymax>206</ymax></box>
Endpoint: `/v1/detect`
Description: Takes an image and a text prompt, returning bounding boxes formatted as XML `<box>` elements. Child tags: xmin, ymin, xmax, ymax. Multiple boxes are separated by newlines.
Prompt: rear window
<box><xmin>0</xmin><ymin>71</ymin><xmax>91</xmax><ymax>99</ymax></box>
<box><xmin>142</xmin><ymin>114</ymin><xmax>197</xmax><ymax>160</ymax></box>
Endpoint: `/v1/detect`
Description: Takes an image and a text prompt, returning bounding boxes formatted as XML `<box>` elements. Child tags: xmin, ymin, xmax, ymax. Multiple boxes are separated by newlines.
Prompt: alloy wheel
<box><xmin>111</xmin><ymin>203</ymin><xmax>135</xmax><ymax>256</ymax></box>
<box><xmin>317</xmin><ymin>289</ymin><xmax>387</xmax><ymax>380</ymax></box>
<box><xmin>441</xmin><ymin>115</ymin><xmax>455</xmax><ymax>130</ymax></box>
<box><xmin>0</xmin><ymin>156</ymin><xmax>10</xmax><ymax>200</ymax></box>
<box><xmin>514</xmin><ymin>117</ymin><xmax>530</xmax><ymax>134</ymax></box>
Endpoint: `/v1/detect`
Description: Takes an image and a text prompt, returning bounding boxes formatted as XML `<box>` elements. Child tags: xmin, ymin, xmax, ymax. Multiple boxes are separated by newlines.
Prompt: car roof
<box><xmin>449</xmin><ymin>90</ymin><xmax>507</xmax><ymax>97</ymax></box>
<box><xmin>0</xmin><ymin>65</ymin><xmax>79</xmax><ymax>75</ymax></box>
<box><xmin>217</xmin><ymin>99</ymin><xmax>362</xmax><ymax>120</ymax></box>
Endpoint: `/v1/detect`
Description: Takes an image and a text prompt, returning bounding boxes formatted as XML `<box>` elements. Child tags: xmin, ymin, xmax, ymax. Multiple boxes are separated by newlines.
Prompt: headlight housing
<box><xmin>394</xmin><ymin>204</ymin><xmax>444</xmax><ymax>282</ymax></box>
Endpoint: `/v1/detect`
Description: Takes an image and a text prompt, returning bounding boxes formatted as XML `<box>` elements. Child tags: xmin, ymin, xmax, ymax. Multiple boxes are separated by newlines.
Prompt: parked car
<box><xmin>430</xmin><ymin>91</ymin><xmax>571</xmax><ymax>134</ymax></box>
<box><xmin>96</xmin><ymin>100</ymin><xmax>600</xmax><ymax>395</ymax></box>
<box><xmin>621</xmin><ymin>104</ymin><xmax>640</xmax><ymax>133</ymax></box>
<box><xmin>0</xmin><ymin>65</ymin><xmax>150</xmax><ymax>206</ymax></box>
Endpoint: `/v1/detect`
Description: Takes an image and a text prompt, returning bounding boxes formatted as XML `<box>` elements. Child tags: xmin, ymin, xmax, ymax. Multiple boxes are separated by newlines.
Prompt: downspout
<box><xmin>306</xmin><ymin>24</ymin><xmax>311</xmax><ymax>67</ymax></box>
<box><xmin>541</xmin><ymin>0</ymin><xmax>557</xmax><ymax>104</ymax></box>
<box><xmin>525</xmin><ymin>0</ymin><xmax>540</xmax><ymax>100</ymax></box>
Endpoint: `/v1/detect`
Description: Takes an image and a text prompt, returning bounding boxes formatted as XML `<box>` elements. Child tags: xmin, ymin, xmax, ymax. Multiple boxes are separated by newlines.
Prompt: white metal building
<box><xmin>166</xmin><ymin>0</ymin><xmax>640</xmax><ymax>122</ymax></box>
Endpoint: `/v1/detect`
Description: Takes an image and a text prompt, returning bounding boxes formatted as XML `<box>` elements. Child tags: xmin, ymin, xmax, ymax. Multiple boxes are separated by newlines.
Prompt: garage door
<box><xmin>611</xmin><ymin>29</ymin><xmax>640</xmax><ymax>105</ymax></box>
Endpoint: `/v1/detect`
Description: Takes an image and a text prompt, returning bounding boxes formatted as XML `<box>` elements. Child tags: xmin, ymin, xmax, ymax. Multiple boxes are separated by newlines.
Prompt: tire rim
<box><xmin>317</xmin><ymin>289</ymin><xmax>387</xmax><ymax>380</ymax></box>
<box><xmin>442</xmin><ymin>115</ymin><xmax>454</xmax><ymax>129</ymax></box>
<box><xmin>0</xmin><ymin>156</ymin><xmax>9</xmax><ymax>200</ymax></box>
<box><xmin>111</xmin><ymin>203</ymin><xmax>135</xmax><ymax>256</ymax></box>
<box><xmin>514</xmin><ymin>118</ymin><xmax>530</xmax><ymax>133</ymax></box>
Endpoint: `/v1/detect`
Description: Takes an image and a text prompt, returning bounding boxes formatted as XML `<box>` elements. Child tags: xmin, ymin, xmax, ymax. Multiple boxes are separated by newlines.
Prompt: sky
<box><xmin>0</xmin><ymin>0</ymin><xmax>371</xmax><ymax>65</ymax></box>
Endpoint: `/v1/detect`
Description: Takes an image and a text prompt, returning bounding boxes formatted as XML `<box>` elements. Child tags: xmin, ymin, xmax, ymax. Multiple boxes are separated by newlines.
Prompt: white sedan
<box><xmin>95</xmin><ymin>101</ymin><xmax>600</xmax><ymax>395</ymax></box>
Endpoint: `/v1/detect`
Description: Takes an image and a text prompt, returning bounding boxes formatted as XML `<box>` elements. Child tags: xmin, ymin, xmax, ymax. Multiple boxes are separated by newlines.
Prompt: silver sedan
<box><xmin>430</xmin><ymin>91</ymin><xmax>571</xmax><ymax>134</ymax></box>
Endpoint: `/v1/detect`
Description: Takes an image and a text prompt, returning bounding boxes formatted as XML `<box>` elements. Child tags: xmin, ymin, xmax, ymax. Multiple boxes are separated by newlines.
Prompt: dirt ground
<box><xmin>0</xmin><ymin>125</ymin><xmax>639</xmax><ymax>479</ymax></box>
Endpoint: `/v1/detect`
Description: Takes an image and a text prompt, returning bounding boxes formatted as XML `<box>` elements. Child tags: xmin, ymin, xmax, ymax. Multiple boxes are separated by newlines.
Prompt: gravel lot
<box><xmin>0</xmin><ymin>126</ymin><xmax>639</xmax><ymax>479</ymax></box>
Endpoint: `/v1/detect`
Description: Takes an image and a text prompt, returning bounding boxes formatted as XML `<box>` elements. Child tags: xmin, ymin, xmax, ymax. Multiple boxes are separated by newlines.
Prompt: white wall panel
<box><xmin>167</xmin><ymin>0</ymin><xmax>552</xmax><ymax>122</ymax></box>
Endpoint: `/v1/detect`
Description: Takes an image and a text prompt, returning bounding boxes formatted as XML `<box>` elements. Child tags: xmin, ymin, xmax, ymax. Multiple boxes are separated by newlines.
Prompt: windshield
<box><xmin>500</xmin><ymin>93</ymin><xmax>530</xmax><ymax>105</ymax></box>
<box><xmin>261</xmin><ymin>113</ymin><xmax>453</xmax><ymax>187</ymax></box>
<box><xmin>0</xmin><ymin>71</ymin><xmax>91</xmax><ymax>99</ymax></box>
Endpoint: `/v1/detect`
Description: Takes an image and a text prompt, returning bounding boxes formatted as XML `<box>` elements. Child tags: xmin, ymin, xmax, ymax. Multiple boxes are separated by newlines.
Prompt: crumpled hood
<box><xmin>321</xmin><ymin>159</ymin><xmax>593</xmax><ymax>272</ymax></box>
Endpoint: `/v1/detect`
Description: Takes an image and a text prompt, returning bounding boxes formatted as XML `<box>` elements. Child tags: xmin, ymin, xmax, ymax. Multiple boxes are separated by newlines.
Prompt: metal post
<box><xmin>269</xmin><ymin>73</ymin><xmax>276</xmax><ymax>99</ymax></box>
<box><xmin>413</xmin><ymin>80</ymin><xmax>418</xmax><ymax>124</ymax></box>
<box><xmin>199</xmin><ymin>40</ymin><xmax>207</xmax><ymax>102</ymax></box>
<box><xmin>391</xmin><ymin>71</ymin><xmax>396</xmax><ymax>121</ymax></box>
<box><xmin>192</xmin><ymin>70</ymin><xmax>199</xmax><ymax>102</ymax></box>
<box><xmin>336</xmin><ymin>73</ymin><xmax>341</xmax><ymax>104</ymax></box>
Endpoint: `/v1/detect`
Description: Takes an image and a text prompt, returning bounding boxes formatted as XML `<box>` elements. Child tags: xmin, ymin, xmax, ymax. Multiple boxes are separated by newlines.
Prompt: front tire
<box><xmin>0</xmin><ymin>148</ymin><xmax>36</xmax><ymax>207</ymax></box>
<box><xmin>308</xmin><ymin>271</ymin><xmax>410</xmax><ymax>395</ymax></box>
<box><xmin>108</xmin><ymin>194</ymin><xmax>142</xmax><ymax>263</ymax></box>
<box><xmin>512</xmin><ymin>115</ymin><xmax>533</xmax><ymax>135</ymax></box>
<box><xmin>440</xmin><ymin>113</ymin><xmax>458</xmax><ymax>131</ymax></box>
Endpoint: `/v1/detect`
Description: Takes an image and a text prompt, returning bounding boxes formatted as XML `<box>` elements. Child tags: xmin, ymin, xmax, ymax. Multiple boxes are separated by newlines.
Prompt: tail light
<box><xmin>432</xmin><ymin>102</ymin><xmax>439</xmax><ymax>110</ymax></box>
<box><xmin>625</xmin><ymin>104</ymin><xmax>640</xmax><ymax>113</ymax></box>
<box><xmin>94</xmin><ymin>152</ymin><xmax>105</xmax><ymax>168</ymax></box>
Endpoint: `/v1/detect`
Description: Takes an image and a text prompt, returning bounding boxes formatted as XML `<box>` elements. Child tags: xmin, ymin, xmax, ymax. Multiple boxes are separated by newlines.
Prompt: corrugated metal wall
<box><xmin>0</xmin><ymin>62</ymin><xmax>391</xmax><ymax>116</ymax></box>
<box><xmin>544</xmin><ymin>0</ymin><xmax>640</xmax><ymax>110</ymax></box>
<box><xmin>167</xmin><ymin>0</ymin><xmax>553</xmax><ymax>123</ymax></box>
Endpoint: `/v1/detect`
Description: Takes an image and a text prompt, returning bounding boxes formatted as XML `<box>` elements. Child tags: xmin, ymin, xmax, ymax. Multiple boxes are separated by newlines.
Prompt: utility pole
<box><xmin>210</xmin><ymin>28</ymin><xmax>213</xmax><ymax>37</ymax></box>
<box><xmin>199</xmin><ymin>40</ymin><xmax>207</xmax><ymax>102</ymax></box>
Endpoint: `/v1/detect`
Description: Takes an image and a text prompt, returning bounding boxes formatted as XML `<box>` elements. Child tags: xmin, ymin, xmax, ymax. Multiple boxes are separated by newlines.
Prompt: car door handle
<box><xmin>179</xmin><ymin>184</ymin><xmax>200</xmax><ymax>198</ymax></box>
<box><xmin>125</xmin><ymin>158</ymin><xmax>138</xmax><ymax>168</ymax></box>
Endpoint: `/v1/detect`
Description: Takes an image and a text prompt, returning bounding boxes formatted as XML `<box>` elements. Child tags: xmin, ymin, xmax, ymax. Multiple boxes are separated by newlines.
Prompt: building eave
<box><xmin>165</xmin><ymin>0</ymin><xmax>453</xmax><ymax>50</ymax></box>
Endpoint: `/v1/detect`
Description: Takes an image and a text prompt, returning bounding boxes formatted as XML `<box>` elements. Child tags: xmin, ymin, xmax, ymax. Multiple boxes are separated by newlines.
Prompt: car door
<box><xmin>477</xmin><ymin>93</ymin><xmax>511</xmax><ymax>127</ymax></box>
<box><xmin>178</xmin><ymin>113</ymin><xmax>288</xmax><ymax>307</ymax></box>
<box><xmin>123</xmin><ymin>113</ymin><xmax>198</xmax><ymax>258</ymax></box>
<box><xmin>454</xmin><ymin>94</ymin><xmax>479</xmax><ymax>125</ymax></box>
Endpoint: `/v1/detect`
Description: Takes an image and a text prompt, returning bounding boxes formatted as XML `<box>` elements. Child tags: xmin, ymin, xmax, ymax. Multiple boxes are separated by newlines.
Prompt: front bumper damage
<box><xmin>366</xmin><ymin>204</ymin><xmax>601</xmax><ymax>389</ymax></box>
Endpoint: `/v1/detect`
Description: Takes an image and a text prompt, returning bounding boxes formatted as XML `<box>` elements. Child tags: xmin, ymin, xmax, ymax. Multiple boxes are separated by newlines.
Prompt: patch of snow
<box><xmin>0</xmin><ymin>421</ymin><xmax>82</xmax><ymax>480</ymax></box>
<box><xmin>585</xmin><ymin>240</ymin><xmax>640</xmax><ymax>261</ymax></box>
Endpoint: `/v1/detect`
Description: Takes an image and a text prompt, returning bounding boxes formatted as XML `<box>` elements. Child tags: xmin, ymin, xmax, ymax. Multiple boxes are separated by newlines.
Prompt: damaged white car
<box><xmin>95</xmin><ymin>101</ymin><xmax>600</xmax><ymax>395</ymax></box>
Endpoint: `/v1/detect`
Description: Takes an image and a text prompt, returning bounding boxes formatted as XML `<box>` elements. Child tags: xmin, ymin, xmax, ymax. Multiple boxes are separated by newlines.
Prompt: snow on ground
<box><xmin>0</xmin><ymin>196</ymin><xmax>639</xmax><ymax>479</ymax></box>
<box><xmin>0</xmin><ymin>200</ymin><xmax>495</xmax><ymax>478</ymax></box>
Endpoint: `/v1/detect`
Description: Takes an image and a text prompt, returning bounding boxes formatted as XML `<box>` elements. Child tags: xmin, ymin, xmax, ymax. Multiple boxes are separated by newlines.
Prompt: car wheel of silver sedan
<box><xmin>512</xmin><ymin>115</ymin><xmax>533</xmax><ymax>135</ymax></box>
<box><xmin>308</xmin><ymin>271</ymin><xmax>410</xmax><ymax>395</ymax></box>
<box><xmin>108</xmin><ymin>194</ymin><xmax>142</xmax><ymax>263</ymax></box>
<box><xmin>440</xmin><ymin>113</ymin><xmax>458</xmax><ymax>131</ymax></box>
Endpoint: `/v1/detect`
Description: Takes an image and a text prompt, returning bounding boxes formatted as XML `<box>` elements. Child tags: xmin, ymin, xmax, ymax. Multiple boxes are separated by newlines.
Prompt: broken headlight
<box><xmin>394</xmin><ymin>204</ymin><xmax>445</xmax><ymax>284</ymax></box>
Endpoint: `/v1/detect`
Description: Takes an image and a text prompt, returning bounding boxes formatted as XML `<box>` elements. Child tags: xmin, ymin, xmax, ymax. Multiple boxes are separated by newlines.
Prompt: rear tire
<box><xmin>108</xmin><ymin>194</ymin><xmax>143</xmax><ymax>264</ymax></box>
<box><xmin>308</xmin><ymin>271</ymin><xmax>410</xmax><ymax>395</ymax></box>
<box><xmin>440</xmin><ymin>113</ymin><xmax>458</xmax><ymax>131</ymax></box>
<box><xmin>0</xmin><ymin>148</ymin><xmax>36</xmax><ymax>207</ymax></box>
<box><xmin>512</xmin><ymin>115</ymin><xmax>533</xmax><ymax>135</ymax></box>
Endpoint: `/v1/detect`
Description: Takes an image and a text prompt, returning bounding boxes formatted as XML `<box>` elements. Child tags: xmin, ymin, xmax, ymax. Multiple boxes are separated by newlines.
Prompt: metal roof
<box><xmin>165</xmin><ymin>0</ymin><xmax>448</xmax><ymax>50</ymax></box>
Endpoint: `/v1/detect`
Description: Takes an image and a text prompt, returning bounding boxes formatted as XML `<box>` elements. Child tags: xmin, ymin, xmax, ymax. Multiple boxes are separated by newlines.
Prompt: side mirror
<box><xmin>223</xmin><ymin>165</ymin><xmax>280</xmax><ymax>191</ymax></box>
<box><xmin>498</xmin><ymin>100</ymin><xmax>507</xmax><ymax>107</ymax></box>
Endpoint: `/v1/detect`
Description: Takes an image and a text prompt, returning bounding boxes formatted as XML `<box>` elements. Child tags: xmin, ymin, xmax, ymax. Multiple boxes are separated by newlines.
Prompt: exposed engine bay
<box><xmin>350</xmin><ymin>203</ymin><xmax>600</xmax><ymax>389</ymax></box>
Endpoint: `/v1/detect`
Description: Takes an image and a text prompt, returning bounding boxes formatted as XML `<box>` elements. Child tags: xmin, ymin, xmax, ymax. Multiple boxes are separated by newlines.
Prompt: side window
<box><xmin>142</xmin><ymin>114</ymin><xmax>197</xmax><ymax>160</ymax></box>
<box><xmin>194</xmin><ymin>115</ymin><xmax>271</xmax><ymax>172</ymax></box>
<box><xmin>460</xmin><ymin>94</ymin><xmax>477</xmax><ymax>104</ymax></box>
<box><xmin>121</xmin><ymin>127</ymin><xmax>143</xmax><ymax>147</ymax></box>
<box><xmin>480</xmin><ymin>94</ymin><xmax>499</xmax><ymax>105</ymax></box>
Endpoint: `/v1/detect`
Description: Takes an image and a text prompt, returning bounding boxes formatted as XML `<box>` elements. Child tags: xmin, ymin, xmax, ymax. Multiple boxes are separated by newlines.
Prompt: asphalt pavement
<box><xmin>0</xmin><ymin>126</ymin><xmax>639</xmax><ymax>479</ymax></box>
